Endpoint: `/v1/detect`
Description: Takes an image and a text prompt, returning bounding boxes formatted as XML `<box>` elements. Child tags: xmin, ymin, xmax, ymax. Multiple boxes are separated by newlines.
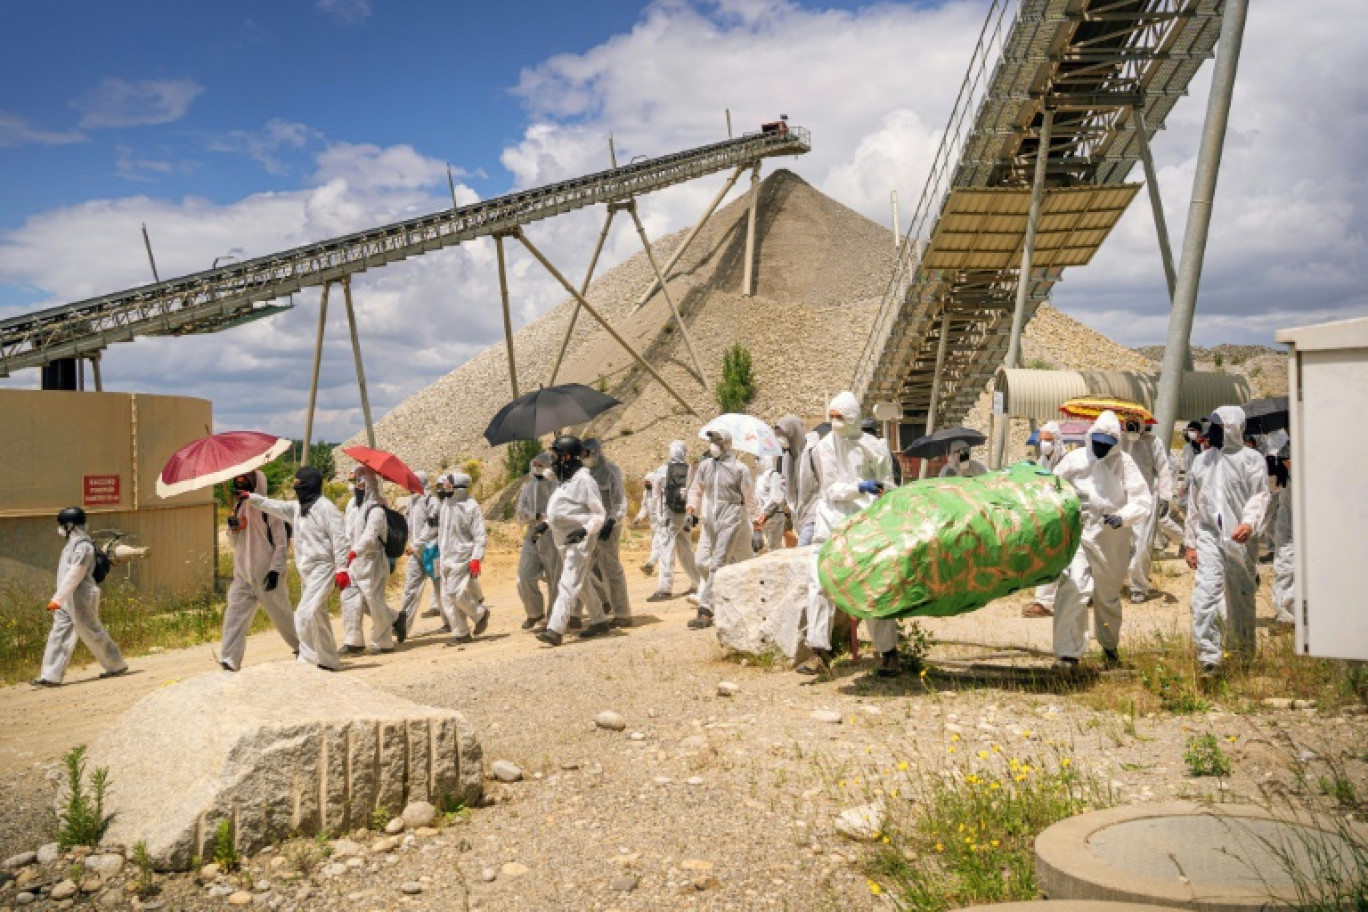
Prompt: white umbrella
<box><xmin>698</xmin><ymin>414</ymin><xmax>781</xmax><ymax>457</ymax></box>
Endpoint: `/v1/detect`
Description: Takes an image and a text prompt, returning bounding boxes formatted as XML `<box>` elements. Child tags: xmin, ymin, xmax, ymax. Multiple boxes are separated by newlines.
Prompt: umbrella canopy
<box><xmin>483</xmin><ymin>383</ymin><xmax>621</xmax><ymax>446</ymax></box>
<box><xmin>1059</xmin><ymin>396</ymin><xmax>1156</xmax><ymax>425</ymax></box>
<box><xmin>156</xmin><ymin>431</ymin><xmax>291</xmax><ymax>498</ymax></box>
<box><xmin>1238</xmin><ymin>396</ymin><xmax>1289</xmax><ymax>435</ymax></box>
<box><xmin>341</xmin><ymin>446</ymin><xmax>424</xmax><ymax>495</ymax></box>
<box><xmin>901</xmin><ymin>427</ymin><xmax>986</xmax><ymax>460</ymax></box>
<box><xmin>698</xmin><ymin>414</ymin><xmax>782</xmax><ymax>457</ymax></box>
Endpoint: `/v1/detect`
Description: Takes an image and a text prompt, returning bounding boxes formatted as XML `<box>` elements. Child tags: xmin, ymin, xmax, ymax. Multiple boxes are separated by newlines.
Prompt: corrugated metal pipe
<box><xmin>995</xmin><ymin>368</ymin><xmax>1253</xmax><ymax>423</ymax></box>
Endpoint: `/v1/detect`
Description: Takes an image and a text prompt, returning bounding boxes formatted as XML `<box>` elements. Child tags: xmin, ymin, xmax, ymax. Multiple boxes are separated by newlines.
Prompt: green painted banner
<box><xmin>817</xmin><ymin>462</ymin><xmax>1081</xmax><ymax>620</ymax></box>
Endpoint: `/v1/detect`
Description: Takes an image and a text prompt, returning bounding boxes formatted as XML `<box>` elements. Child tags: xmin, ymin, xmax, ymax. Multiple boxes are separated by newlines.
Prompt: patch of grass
<box><xmin>131</xmin><ymin>841</ymin><xmax>158</xmax><ymax>898</ymax></box>
<box><xmin>897</xmin><ymin>620</ymin><xmax>933</xmax><ymax>676</ymax></box>
<box><xmin>864</xmin><ymin>749</ymin><xmax>1111</xmax><ymax>910</ymax></box>
<box><xmin>213</xmin><ymin>819</ymin><xmax>239</xmax><ymax>872</ymax></box>
<box><xmin>1025</xmin><ymin>358</ymin><xmax>1053</xmax><ymax>370</ymax></box>
<box><xmin>1248</xmin><ymin>801</ymin><xmax>1368</xmax><ymax>911</ymax></box>
<box><xmin>1184</xmin><ymin>733</ymin><xmax>1232</xmax><ymax>777</ymax></box>
<box><xmin>57</xmin><ymin>745</ymin><xmax>114</xmax><ymax>848</ymax></box>
<box><xmin>284</xmin><ymin>837</ymin><xmax>327</xmax><ymax>875</ymax></box>
<box><xmin>370</xmin><ymin>804</ymin><xmax>392</xmax><ymax>831</ymax></box>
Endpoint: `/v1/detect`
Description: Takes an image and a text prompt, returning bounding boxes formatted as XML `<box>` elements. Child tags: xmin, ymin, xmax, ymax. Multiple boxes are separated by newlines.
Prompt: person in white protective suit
<box><xmin>343</xmin><ymin>466</ymin><xmax>402</xmax><ymax>654</ymax></box>
<box><xmin>796</xmin><ymin>392</ymin><xmax>901</xmax><ymax>677</ymax></box>
<box><xmin>753</xmin><ymin>453</ymin><xmax>788</xmax><ymax>553</ymax></box>
<box><xmin>1023</xmin><ymin>422</ymin><xmax>1065</xmax><ymax>618</ymax></box>
<box><xmin>433</xmin><ymin>472</ymin><xmax>490</xmax><ymax>645</ymax></box>
<box><xmin>219</xmin><ymin>470</ymin><xmax>298</xmax><ymax>671</ymax></box>
<box><xmin>773</xmin><ymin>415</ymin><xmax>809</xmax><ymax>544</ymax></box>
<box><xmin>536</xmin><ymin>436</ymin><xmax>610</xmax><ymax>646</ymax></box>
<box><xmin>32</xmin><ymin>507</ymin><xmax>128</xmax><ymax>687</ymax></box>
<box><xmin>339</xmin><ymin>472</ymin><xmax>368</xmax><ymax>654</ymax></box>
<box><xmin>795</xmin><ymin>427</ymin><xmax>826</xmax><ymax>546</ymax></box>
<box><xmin>246</xmin><ymin>466</ymin><xmax>350</xmax><ymax>671</ymax></box>
<box><xmin>645</xmin><ymin>440</ymin><xmax>700</xmax><ymax>602</ymax></box>
<box><xmin>1184</xmin><ymin>406</ymin><xmax>1270</xmax><ymax>673</ymax></box>
<box><xmin>400</xmin><ymin>470</ymin><xmax>440</xmax><ymax>631</ymax></box>
<box><xmin>1051</xmin><ymin>410</ymin><xmax>1152</xmax><ymax>671</ymax></box>
<box><xmin>583</xmin><ymin>438</ymin><xmax>632</xmax><ymax>626</ymax></box>
<box><xmin>940</xmin><ymin>439</ymin><xmax>988</xmax><ymax>478</ymax></box>
<box><xmin>636</xmin><ymin>467</ymin><xmax>663</xmax><ymax>576</ymax></box>
<box><xmin>516</xmin><ymin>452</ymin><xmax>561</xmax><ymax>631</ymax></box>
<box><xmin>685</xmin><ymin>428</ymin><xmax>756</xmax><ymax>629</ymax></box>
<box><xmin>1121</xmin><ymin>419</ymin><xmax>1175</xmax><ymax>604</ymax></box>
<box><xmin>1269</xmin><ymin>442</ymin><xmax>1294</xmax><ymax>628</ymax></box>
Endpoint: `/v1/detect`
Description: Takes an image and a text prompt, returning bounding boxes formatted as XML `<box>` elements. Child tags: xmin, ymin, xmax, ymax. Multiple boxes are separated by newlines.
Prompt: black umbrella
<box><xmin>1238</xmin><ymin>396</ymin><xmax>1289</xmax><ymax>435</ymax></box>
<box><xmin>483</xmin><ymin>383</ymin><xmax>621</xmax><ymax>446</ymax></box>
<box><xmin>901</xmin><ymin>426</ymin><xmax>987</xmax><ymax>459</ymax></box>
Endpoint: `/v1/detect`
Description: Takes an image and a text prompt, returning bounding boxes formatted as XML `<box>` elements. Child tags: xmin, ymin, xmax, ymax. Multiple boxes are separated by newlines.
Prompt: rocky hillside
<box><xmin>1135</xmin><ymin>344</ymin><xmax>1289</xmax><ymax>398</ymax></box>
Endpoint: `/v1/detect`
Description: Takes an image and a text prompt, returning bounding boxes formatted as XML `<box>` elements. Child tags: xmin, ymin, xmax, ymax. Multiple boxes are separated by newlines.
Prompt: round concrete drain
<box><xmin>1035</xmin><ymin>801</ymin><xmax>1365</xmax><ymax>910</ymax></box>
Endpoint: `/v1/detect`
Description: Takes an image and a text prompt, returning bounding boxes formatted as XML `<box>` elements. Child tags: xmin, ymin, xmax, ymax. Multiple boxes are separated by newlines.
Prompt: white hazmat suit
<box><xmin>1051</xmin><ymin>411</ymin><xmax>1152</xmax><ymax>661</ymax></box>
<box><xmin>1184</xmin><ymin>405</ymin><xmax>1270</xmax><ymax>668</ymax></box>
<box><xmin>436</xmin><ymin>473</ymin><xmax>489</xmax><ymax>641</ymax></box>
<box><xmin>939</xmin><ymin>440</ymin><xmax>988</xmax><ymax>478</ymax></box>
<box><xmin>401</xmin><ymin>471</ymin><xmax>439</xmax><ymax>630</ymax></box>
<box><xmin>1028</xmin><ymin>422</ymin><xmax>1065</xmax><ymax>615</ymax></box>
<box><xmin>687</xmin><ymin>430</ymin><xmax>755</xmax><ymax>621</ymax></box>
<box><xmin>545</xmin><ymin>465</ymin><xmax>607</xmax><ymax>636</ymax></box>
<box><xmin>753</xmin><ymin>453</ymin><xmax>787</xmax><ymax>553</ymax></box>
<box><xmin>650</xmin><ymin>441</ymin><xmax>700</xmax><ymax>598</ymax></box>
<box><xmin>38</xmin><ymin>527</ymin><xmax>128</xmax><ymax>684</ymax></box>
<box><xmin>1122</xmin><ymin>426</ymin><xmax>1175</xmax><ymax>601</ymax></box>
<box><xmin>516</xmin><ymin>457</ymin><xmax>561</xmax><ymax>623</ymax></box>
<box><xmin>1271</xmin><ymin>476</ymin><xmax>1294</xmax><ymax>624</ymax></box>
<box><xmin>347</xmin><ymin>467</ymin><xmax>399</xmax><ymax>651</ymax></box>
<box><xmin>220</xmin><ymin>469</ymin><xmax>298</xmax><ymax>670</ymax></box>
<box><xmin>586</xmin><ymin>445</ymin><xmax>631</xmax><ymax>622</ymax></box>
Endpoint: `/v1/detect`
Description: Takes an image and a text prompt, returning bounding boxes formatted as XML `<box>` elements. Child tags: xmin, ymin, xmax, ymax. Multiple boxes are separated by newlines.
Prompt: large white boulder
<box><xmin>87</xmin><ymin>662</ymin><xmax>481</xmax><ymax>870</ymax></box>
<box><xmin>713</xmin><ymin>546</ymin><xmax>826</xmax><ymax>660</ymax></box>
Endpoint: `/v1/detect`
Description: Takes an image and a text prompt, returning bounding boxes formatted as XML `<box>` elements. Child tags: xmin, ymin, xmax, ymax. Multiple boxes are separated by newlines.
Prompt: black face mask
<box><xmin>958</xmin><ymin>451</ymin><xmax>970</xmax><ymax>463</ymax></box>
<box><xmin>1091</xmin><ymin>440</ymin><xmax>1114</xmax><ymax>460</ymax></box>
<box><xmin>436</xmin><ymin>489</ymin><xmax>453</xmax><ymax>500</ymax></box>
<box><xmin>231</xmin><ymin>474</ymin><xmax>256</xmax><ymax>494</ymax></box>
<box><xmin>1207</xmin><ymin>423</ymin><xmax>1225</xmax><ymax>450</ymax></box>
<box><xmin>555</xmin><ymin>457</ymin><xmax>581</xmax><ymax>481</ymax></box>
<box><xmin>293</xmin><ymin>467</ymin><xmax>324</xmax><ymax>516</ymax></box>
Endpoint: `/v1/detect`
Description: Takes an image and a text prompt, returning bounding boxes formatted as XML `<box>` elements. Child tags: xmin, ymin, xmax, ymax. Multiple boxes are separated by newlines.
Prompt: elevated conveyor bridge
<box><xmin>852</xmin><ymin>0</ymin><xmax>1222</xmax><ymax>433</ymax></box>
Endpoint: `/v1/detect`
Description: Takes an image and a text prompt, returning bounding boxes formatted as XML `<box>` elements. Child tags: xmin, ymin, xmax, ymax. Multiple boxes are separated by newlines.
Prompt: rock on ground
<box><xmin>835</xmin><ymin>803</ymin><xmax>886</xmax><ymax>841</ymax></box>
<box><xmin>490</xmin><ymin>760</ymin><xmax>523</xmax><ymax>782</ymax></box>
<box><xmin>713</xmin><ymin>547</ymin><xmax>824</xmax><ymax>660</ymax></box>
<box><xmin>87</xmin><ymin>662</ymin><xmax>482</xmax><ymax>870</ymax></box>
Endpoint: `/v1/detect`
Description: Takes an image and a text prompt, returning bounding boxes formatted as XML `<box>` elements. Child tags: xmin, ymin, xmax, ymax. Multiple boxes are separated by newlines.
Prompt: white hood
<box><xmin>1212</xmin><ymin>405</ymin><xmax>1247</xmax><ymax>454</ymax></box>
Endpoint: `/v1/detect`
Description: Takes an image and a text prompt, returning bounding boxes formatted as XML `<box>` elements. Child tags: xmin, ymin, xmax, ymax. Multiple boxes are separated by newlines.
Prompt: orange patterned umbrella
<box><xmin>1058</xmin><ymin>397</ymin><xmax>1156</xmax><ymax>425</ymax></box>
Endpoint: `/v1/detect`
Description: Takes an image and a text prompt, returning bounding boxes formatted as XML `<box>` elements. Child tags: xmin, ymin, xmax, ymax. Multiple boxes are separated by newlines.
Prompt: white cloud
<box><xmin>0</xmin><ymin>110</ymin><xmax>86</xmax><ymax>148</ymax></box>
<box><xmin>72</xmin><ymin>78</ymin><xmax>205</xmax><ymax>129</ymax></box>
<box><xmin>315</xmin><ymin>0</ymin><xmax>371</xmax><ymax>23</ymax></box>
<box><xmin>207</xmin><ymin>119</ymin><xmax>319</xmax><ymax>175</ymax></box>
<box><xmin>113</xmin><ymin>145</ymin><xmax>196</xmax><ymax>182</ymax></box>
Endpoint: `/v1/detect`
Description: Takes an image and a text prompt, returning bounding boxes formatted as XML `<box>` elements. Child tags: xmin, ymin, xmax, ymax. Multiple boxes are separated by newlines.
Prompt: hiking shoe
<box><xmin>367</xmin><ymin>645</ymin><xmax>395</xmax><ymax>656</ymax></box>
<box><xmin>1130</xmin><ymin>591</ymin><xmax>1148</xmax><ymax>605</ymax></box>
<box><xmin>1022</xmin><ymin>602</ymin><xmax>1052</xmax><ymax>618</ymax></box>
<box><xmin>1102</xmin><ymin>648</ymin><xmax>1122</xmax><ymax>669</ymax></box>
<box><xmin>580</xmin><ymin>621</ymin><xmax>611</xmax><ymax>639</ymax></box>
<box><xmin>445</xmin><ymin>635</ymin><xmax>473</xmax><ymax>647</ymax></box>
<box><xmin>608</xmin><ymin>617</ymin><xmax>631</xmax><ymax>629</ymax></box>
<box><xmin>795</xmin><ymin>650</ymin><xmax>831</xmax><ymax>676</ymax></box>
<box><xmin>646</xmin><ymin>591</ymin><xmax>672</xmax><ymax>603</ymax></box>
<box><xmin>640</xmin><ymin>563</ymin><xmax>655</xmax><ymax>576</ymax></box>
<box><xmin>392</xmin><ymin>611</ymin><xmax>409</xmax><ymax>644</ymax></box>
<box><xmin>1199</xmin><ymin>662</ymin><xmax>1220</xmax><ymax>679</ymax></box>
<box><xmin>422</xmin><ymin>608</ymin><xmax>441</xmax><ymax>618</ymax></box>
<box><xmin>687</xmin><ymin>610</ymin><xmax>714</xmax><ymax>629</ymax></box>
<box><xmin>339</xmin><ymin>645</ymin><xmax>366</xmax><ymax>656</ymax></box>
<box><xmin>220</xmin><ymin>661</ymin><xmax>237</xmax><ymax>672</ymax></box>
<box><xmin>567</xmin><ymin>617</ymin><xmax>583</xmax><ymax>631</ymax></box>
<box><xmin>1052</xmin><ymin>657</ymin><xmax>1080</xmax><ymax>675</ymax></box>
<box><xmin>876</xmin><ymin>650</ymin><xmax>901</xmax><ymax>678</ymax></box>
<box><xmin>521</xmin><ymin>616</ymin><xmax>544</xmax><ymax>630</ymax></box>
<box><xmin>317</xmin><ymin>664</ymin><xmax>339</xmax><ymax>672</ymax></box>
<box><xmin>29</xmin><ymin>678</ymin><xmax>60</xmax><ymax>688</ymax></box>
<box><xmin>473</xmin><ymin>608</ymin><xmax>491</xmax><ymax>638</ymax></box>
<box><xmin>98</xmin><ymin>667</ymin><xmax>129</xmax><ymax>680</ymax></box>
<box><xmin>536</xmin><ymin>629</ymin><xmax>563</xmax><ymax>647</ymax></box>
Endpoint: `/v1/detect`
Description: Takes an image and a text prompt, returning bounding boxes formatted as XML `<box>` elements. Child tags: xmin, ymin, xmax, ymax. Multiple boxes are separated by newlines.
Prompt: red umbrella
<box><xmin>157</xmin><ymin>431</ymin><xmax>292</xmax><ymax>498</ymax></box>
<box><xmin>342</xmin><ymin>446</ymin><xmax>424</xmax><ymax>495</ymax></box>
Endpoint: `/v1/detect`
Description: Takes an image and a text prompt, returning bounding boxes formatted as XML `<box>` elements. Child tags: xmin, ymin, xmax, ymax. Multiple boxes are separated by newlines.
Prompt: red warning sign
<box><xmin>83</xmin><ymin>474</ymin><xmax>121</xmax><ymax>507</ymax></box>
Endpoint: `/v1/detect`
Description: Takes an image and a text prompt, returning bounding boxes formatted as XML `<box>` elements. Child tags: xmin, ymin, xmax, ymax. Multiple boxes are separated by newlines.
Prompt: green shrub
<box><xmin>131</xmin><ymin>841</ymin><xmax>158</xmax><ymax>898</ymax></box>
<box><xmin>213</xmin><ymin>819</ymin><xmax>240</xmax><ymax>871</ymax></box>
<box><xmin>715</xmin><ymin>344</ymin><xmax>757</xmax><ymax>413</ymax></box>
<box><xmin>57</xmin><ymin>745</ymin><xmax>114</xmax><ymax>848</ymax></box>
<box><xmin>1183</xmin><ymin>733</ymin><xmax>1231</xmax><ymax>777</ymax></box>
<box><xmin>503</xmin><ymin>439</ymin><xmax>542</xmax><ymax>481</ymax></box>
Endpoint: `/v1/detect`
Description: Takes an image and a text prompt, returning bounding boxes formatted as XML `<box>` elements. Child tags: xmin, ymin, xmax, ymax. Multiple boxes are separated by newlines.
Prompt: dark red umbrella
<box><xmin>156</xmin><ymin>431</ymin><xmax>291</xmax><ymax>498</ymax></box>
<box><xmin>342</xmin><ymin>446</ymin><xmax>424</xmax><ymax>495</ymax></box>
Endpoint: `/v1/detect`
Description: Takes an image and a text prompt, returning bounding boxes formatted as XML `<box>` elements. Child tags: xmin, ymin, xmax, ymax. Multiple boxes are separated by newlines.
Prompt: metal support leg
<box><xmin>919</xmin><ymin>306</ymin><xmax>953</xmax><ymax>480</ymax></box>
<box><xmin>1135</xmin><ymin>109</ymin><xmax>1193</xmax><ymax>372</ymax></box>
<box><xmin>626</xmin><ymin>203</ymin><xmax>707</xmax><ymax>385</ymax></box>
<box><xmin>993</xmin><ymin>108</ymin><xmax>1053</xmax><ymax>468</ymax></box>
<box><xmin>515</xmin><ymin>229</ymin><xmax>698</xmax><ymax>417</ymax></box>
<box><xmin>494</xmin><ymin>234</ymin><xmax>520</xmax><ymax>399</ymax></box>
<box><xmin>90</xmin><ymin>354</ymin><xmax>103</xmax><ymax>392</ymax></box>
<box><xmin>548</xmin><ymin>208</ymin><xmax>616</xmax><ymax>385</ymax></box>
<box><xmin>1154</xmin><ymin>0</ymin><xmax>1249</xmax><ymax>441</ymax></box>
<box><xmin>741</xmin><ymin>162</ymin><xmax>762</xmax><ymax>297</ymax></box>
<box><xmin>340</xmin><ymin>276</ymin><xmax>376</xmax><ymax>448</ymax></box>
<box><xmin>303</xmin><ymin>282</ymin><xmax>330</xmax><ymax>455</ymax></box>
<box><xmin>633</xmin><ymin>165</ymin><xmax>745</xmax><ymax>312</ymax></box>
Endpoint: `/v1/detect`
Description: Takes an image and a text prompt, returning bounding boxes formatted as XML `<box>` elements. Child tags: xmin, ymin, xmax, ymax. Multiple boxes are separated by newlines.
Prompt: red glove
<box><xmin>47</xmin><ymin>601</ymin><xmax>61</xmax><ymax>612</ymax></box>
<box><xmin>346</xmin><ymin>551</ymin><xmax>356</xmax><ymax>565</ymax></box>
<box><xmin>469</xmin><ymin>559</ymin><xmax>481</xmax><ymax>578</ymax></box>
<box><xmin>334</xmin><ymin>571</ymin><xmax>351</xmax><ymax>590</ymax></box>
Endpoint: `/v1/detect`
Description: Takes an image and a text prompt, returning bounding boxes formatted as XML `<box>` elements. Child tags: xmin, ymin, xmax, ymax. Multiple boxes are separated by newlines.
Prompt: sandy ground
<box><xmin>1</xmin><ymin>539</ymin><xmax>1364</xmax><ymax>911</ymax></box>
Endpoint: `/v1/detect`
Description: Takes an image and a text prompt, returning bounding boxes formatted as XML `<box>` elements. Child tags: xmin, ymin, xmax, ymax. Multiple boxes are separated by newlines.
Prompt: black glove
<box><xmin>530</xmin><ymin>520</ymin><xmax>549</xmax><ymax>542</ymax></box>
<box><xmin>264</xmin><ymin>570</ymin><xmax>280</xmax><ymax>591</ymax></box>
<box><xmin>565</xmin><ymin>527</ymin><xmax>588</xmax><ymax>545</ymax></box>
<box><xmin>1158</xmin><ymin>499</ymin><xmax>1170</xmax><ymax>519</ymax></box>
<box><xmin>1103</xmin><ymin>514</ymin><xmax>1123</xmax><ymax>529</ymax></box>
<box><xmin>226</xmin><ymin>515</ymin><xmax>241</xmax><ymax>532</ymax></box>
<box><xmin>598</xmin><ymin>517</ymin><xmax>617</xmax><ymax>541</ymax></box>
<box><xmin>684</xmin><ymin>514</ymin><xmax>698</xmax><ymax>531</ymax></box>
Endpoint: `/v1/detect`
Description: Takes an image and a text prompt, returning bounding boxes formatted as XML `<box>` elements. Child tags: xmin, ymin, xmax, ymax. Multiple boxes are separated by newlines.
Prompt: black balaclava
<box><xmin>294</xmin><ymin>466</ymin><xmax>324</xmax><ymax>516</ymax></box>
<box><xmin>555</xmin><ymin>451</ymin><xmax>582</xmax><ymax>482</ymax></box>
<box><xmin>1207</xmin><ymin>419</ymin><xmax>1225</xmax><ymax>451</ymax></box>
<box><xmin>231</xmin><ymin>473</ymin><xmax>256</xmax><ymax>494</ymax></box>
<box><xmin>1091</xmin><ymin>438</ymin><xmax>1115</xmax><ymax>460</ymax></box>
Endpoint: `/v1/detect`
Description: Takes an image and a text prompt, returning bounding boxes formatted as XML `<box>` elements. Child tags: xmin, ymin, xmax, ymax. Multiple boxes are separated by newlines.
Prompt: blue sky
<box><xmin>2</xmin><ymin>0</ymin><xmax>1366</xmax><ymax>440</ymax></box>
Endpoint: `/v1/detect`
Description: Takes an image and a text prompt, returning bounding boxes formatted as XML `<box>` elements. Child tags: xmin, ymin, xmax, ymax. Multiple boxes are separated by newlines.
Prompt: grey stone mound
<box><xmin>87</xmin><ymin>662</ymin><xmax>482</xmax><ymax>870</ymax></box>
<box><xmin>713</xmin><ymin>546</ymin><xmax>823</xmax><ymax>660</ymax></box>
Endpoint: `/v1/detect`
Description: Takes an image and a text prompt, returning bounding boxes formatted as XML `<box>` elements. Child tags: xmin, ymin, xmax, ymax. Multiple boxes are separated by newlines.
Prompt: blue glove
<box><xmin>858</xmin><ymin>480</ymin><xmax>883</xmax><ymax>496</ymax></box>
<box><xmin>1103</xmin><ymin>514</ymin><xmax>1123</xmax><ymax>529</ymax></box>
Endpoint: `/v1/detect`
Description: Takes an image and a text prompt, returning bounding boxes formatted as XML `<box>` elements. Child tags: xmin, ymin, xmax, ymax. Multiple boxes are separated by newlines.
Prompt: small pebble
<box><xmin>226</xmin><ymin>890</ymin><xmax>253</xmax><ymax>905</ymax></box>
<box><xmin>16</xmin><ymin>892</ymin><xmax>35</xmax><ymax>906</ymax></box>
<box><xmin>481</xmin><ymin>868</ymin><xmax>497</xmax><ymax>883</ymax></box>
<box><xmin>717</xmin><ymin>682</ymin><xmax>739</xmax><ymax>697</ymax></box>
<box><xmin>385</xmin><ymin>817</ymin><xmax>406</xmax><ymax>835</ymax></box>
<box><xmin>612</xmin><ymin>874</ymin><xmax>638</xmax><ymax>892</ymax></box>
<box><xmin>811</xmin><ymin>710</ymin><xmax>842</xmax><ymax>724</ymax></box>
<box><xmin>400</xmin><ymin>882</ymin><xmax>424</xmax><ymax>895</ymax></box>
<box><xmin>500</xmin><ymin>862</ymin><xmax>529</xmax><ymax>877</ymax></box>
<box><xmin>596</xmin><ymin>711</ymin><xmax>627</xmax><ymax>731</ymax></box>
<box><xmin>491</xmin><ymin>760</ymin><xmax>524</xmax><ymax>783</ymax></box>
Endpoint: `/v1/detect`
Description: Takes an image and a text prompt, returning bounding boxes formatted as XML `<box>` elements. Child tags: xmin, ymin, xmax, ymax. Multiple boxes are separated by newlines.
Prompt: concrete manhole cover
<box><xmin>1035</xmin><ymin>802</ymin><xmax>1365</xmax><ymax>911</ymax></box>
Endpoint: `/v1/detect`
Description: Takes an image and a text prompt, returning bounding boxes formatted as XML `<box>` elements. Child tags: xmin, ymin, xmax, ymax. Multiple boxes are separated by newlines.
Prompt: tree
<box><xmin>504</xmin><ymin>439</ymin><xmax>542</xmax><ymax>481</ymax></box>
<box><xmin>715</xmin><ymin>344</ymin><xmax>757</xmax><ymax>413</ymax></box>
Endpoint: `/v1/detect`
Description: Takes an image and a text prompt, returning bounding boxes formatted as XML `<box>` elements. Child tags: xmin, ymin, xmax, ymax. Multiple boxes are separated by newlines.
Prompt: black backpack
<box><xmin>367</xmin><ymin>504</ymin><xmax>409</xmax><ymax>560</ymax></box>
<box><xmin>664</xmin><ymin>462</ymin><xmax>690</xmax><ymax>514</ymax></box>
<box><xmin>87</xmin><ymin>540</ymin><xmax>112</xmax><ymax>585</ymax></box>
<box><xmin>263</xmin><ymin>518</ymin><xmax>293</xmax><ymax>548</ymax></box>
